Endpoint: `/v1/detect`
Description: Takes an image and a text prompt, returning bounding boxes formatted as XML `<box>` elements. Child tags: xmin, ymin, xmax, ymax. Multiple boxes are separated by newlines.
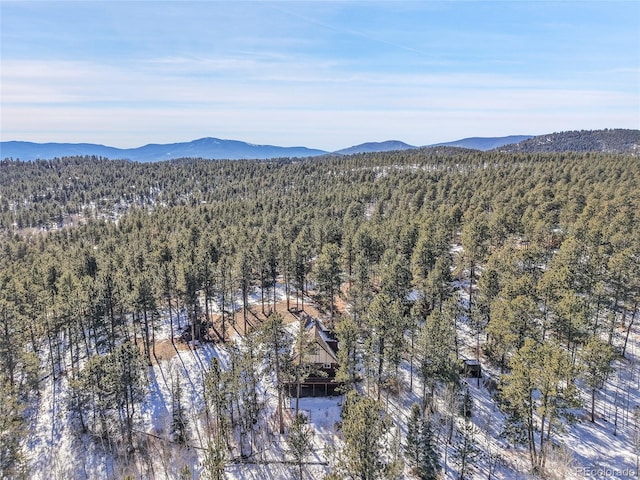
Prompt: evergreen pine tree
<box><xmin>178</xmin><ymin>464</ymin><xmax>192</xmax><ymax>480</ymax></box>
<box><xmin>260</xmin><ymin>312</ymin><xmax>290</xmax><ymax>434</ymax></box>
<box><xmin>201</xmin><ymin>436</ymin><xmax>226</xmax><ymax>480</ymax></box>
<box><xmin>332</xmin><ymin>391</ymin><xmax>395</xmax><ymax>479</ymax></box>
<box><xmin>579</xmin><ymin>336</ymin><xmax>616</xmax><ymax>422</ymax></box>
<box><xmin>405</xmin><ymin>403</ymin><xmax>440</xmax><ymax>480</ymax></box>
<box><xmin>499</xmin><ymin>339</ymin><xmax>581</xmax><ymax>472</ymax></box>
<box><xmin>0</xmin><ymin>378</ymin><xmax>26</xmax><ymax>479</ymax></box>
<box><xmin>203</xmin><ymin>357</ymin><xmax>230</xmax><ymax>447</ymax></box>
<box><xmin>334</xmin><ymin>313</ymin><xmax>359</xmax><ymax>392</ymax></box>
<box><xmin>171</xmin><ymin>372</ymin><xmax>189</xmax><ymax>445</ymax></box>
<box><xmin>405</xmin><ymin>403</ymin><xmax>423</xmax><ymax>472</ymax></box>
<box><xmin>417</xmin><ymin>415</ymin><xmax>440</xmax><ymax>480</ymax></box>
<box><xmin>286</xmin><ymin>413</ymin><xmax>315</xmax><ymax>480</ymax></box>
<box><xmin>452</xmin><ymin>421</ymin><xmax>481</xmax><ymax>480</ymax></box>
<box><xmin>314</xmin><ymin>242</ymin><xmax>342</xmax><ymax>319</ymax></box>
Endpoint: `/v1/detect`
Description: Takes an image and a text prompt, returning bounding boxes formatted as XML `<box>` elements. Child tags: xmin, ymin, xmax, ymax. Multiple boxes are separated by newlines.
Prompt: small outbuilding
<box><xmin>461</xmin><ymin>358</ymin><xmax>482</xmax><ymax>378</ymax></box>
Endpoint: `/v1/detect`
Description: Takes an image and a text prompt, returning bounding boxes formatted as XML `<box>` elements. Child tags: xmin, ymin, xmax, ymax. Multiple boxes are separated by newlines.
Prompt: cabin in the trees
<box><xmin>286</xmin><ymin>316</ymin><xmax>341</xmax><ymax>397</ymax></box>
<box><xmin>461</xmin><ymin>358</ymin><xmax>482</xmax><ymax>378</ymax></box>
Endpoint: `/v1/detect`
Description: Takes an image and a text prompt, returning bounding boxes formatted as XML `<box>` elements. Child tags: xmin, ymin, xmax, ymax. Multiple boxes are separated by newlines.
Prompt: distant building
<box><xmin>461</xmin><ymin>358</ymin><xmax>482</xmax><ymax>378</ymax></box>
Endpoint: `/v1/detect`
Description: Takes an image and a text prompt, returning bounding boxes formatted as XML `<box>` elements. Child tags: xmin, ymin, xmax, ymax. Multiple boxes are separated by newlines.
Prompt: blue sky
<box><xmin>1</xmin><ymin>1</ymin><xmax>639</xmax><ymax>150</ymax></box>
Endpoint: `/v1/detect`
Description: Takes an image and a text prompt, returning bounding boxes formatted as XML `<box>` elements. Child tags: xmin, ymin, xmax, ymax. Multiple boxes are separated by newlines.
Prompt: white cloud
<box><xmin>2</xmin><ymin>58</ymin><xmax>638</xmax><ymax>150</ymax></box>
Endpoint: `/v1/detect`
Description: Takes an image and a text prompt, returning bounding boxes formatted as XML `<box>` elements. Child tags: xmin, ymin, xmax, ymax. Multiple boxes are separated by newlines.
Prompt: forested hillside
<box><xmin>0</xmin><ymin>149</ymin><xmax>638</xmax><ymax>479</ymax></box>
<box><xmin>497</xmin><ymin>129</ymin><xmax>640</xmax><ymax>155</ymax></box>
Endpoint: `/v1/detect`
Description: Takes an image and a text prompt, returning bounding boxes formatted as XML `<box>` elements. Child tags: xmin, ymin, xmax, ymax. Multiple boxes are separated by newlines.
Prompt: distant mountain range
<box><xmin>0</xmin><ymin>138</ymin><xmax>327</xmax><ymax>162</ymax></box>
<box><xmin>2</xmin><ymin>129</ymin><xmax>638</xmax><ymax>161</ymax></box>
<box><xmin>432</xmin><ymin>135</ymin><xmax>533</xmax><ymax>150</ymax></box>
<box><xmin>0</xmin><ymin>135</ymin><xmax>532</xmax><ymax>161</ymax></box>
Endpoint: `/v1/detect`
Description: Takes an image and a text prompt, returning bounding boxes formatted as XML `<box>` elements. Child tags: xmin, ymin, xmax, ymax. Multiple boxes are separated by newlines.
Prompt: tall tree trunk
<box><xmin>608</xmin><ymin>282</ymin><xmax>622</xmax><ymax>346</ymax></box>
<box><xmin>168</xmin><ymin>296</ymin><xmax>174</xmax><ymax>345</ymax></box>
<box><xmin>273</xmin><ymin>271</ymin><xmax>278</xmax><ymax>315</ymax></box>
<box><xmin>143</xmin><ymin>309</ymin><xmax>151</xmax><ymax>365</ymax></box>
<box><xmin>243</xmin><ymin>286</ymin><xmax>248</xmax><ymax>334</ymax></box>
<box><xmin>285</xmin><ymin>270</ymin><xmax>291</xmax><ymax>312</ymax></box>
<box><xmin>622</xmin><ymin>301</ymin><xmax>638</xmax><ymax>358</ymax></box>
<box><xmin>44</xmin><ymin>312</ymin><xmax>57</xmax><ymax>381</ymax></box>
<box><xmin>220</xmin><ymin>270</ymin><xmax>227</xmax><ymax>342</ymax></box>
<box><xmin>377</xmin><ymin>338</ymin><xmax>385</xmax><ymax>402</ymax></box>
<box><xmin>409</xmin><ymin>329</ymin><xmax>414</xmax><ymax>393</ymax></box>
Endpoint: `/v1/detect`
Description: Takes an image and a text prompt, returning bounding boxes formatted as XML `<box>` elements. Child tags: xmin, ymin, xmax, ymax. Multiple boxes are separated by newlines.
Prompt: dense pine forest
<box><xmin>1</xmin><ymin>148</ymin><xmax>639</xmax><ymax>479</ymax></box>
<box><xmin>497</xmin><ymin>129</ymin><xmax>640</xmax><ymax>155</ymax></box>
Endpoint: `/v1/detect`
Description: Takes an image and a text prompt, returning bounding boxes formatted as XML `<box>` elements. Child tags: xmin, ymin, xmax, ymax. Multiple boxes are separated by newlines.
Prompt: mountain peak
<box><xmin>334</xmin><ymin>140</ymin><xmax>416</xmax><ymax>155</ymax></box>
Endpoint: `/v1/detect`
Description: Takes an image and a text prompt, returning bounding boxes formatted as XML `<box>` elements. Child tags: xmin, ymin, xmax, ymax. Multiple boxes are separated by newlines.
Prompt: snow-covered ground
<box><xmin>20</xmin><ymin>274</ymin><xmax>640</xmax><ymax>479</ymax></box>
